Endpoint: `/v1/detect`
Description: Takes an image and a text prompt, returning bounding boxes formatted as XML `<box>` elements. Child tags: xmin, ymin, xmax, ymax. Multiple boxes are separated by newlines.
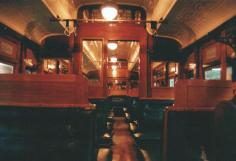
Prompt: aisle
<box><xmin>112</xmin><ymin>117</ymin><xmax>138</xmax><ymax>161</ymax></box>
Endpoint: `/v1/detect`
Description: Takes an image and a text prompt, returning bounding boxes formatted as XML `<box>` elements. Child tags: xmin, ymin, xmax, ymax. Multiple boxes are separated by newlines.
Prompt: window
<box><xmin>82</xmin><ymin>40</ymin><xmax>102</xmax><ymax>81</ymax></box>
<box><xmin>184</xmin><ymin>53</ymin><xmax>196</xmax><ymax>79</ymax></box>
<box><xmin>226</xmin><ymin>66</ymin><xmax>232</xmax><ymax>81</ymax></box>
<box><xmin>151</xmin><ymin>61</ymin><xmax>178</xmax><ymax>87</ymax></box>
<box><xmin>169</xmin><ymin>78</ymin><xmax>175</xmax><ymax>87</ymax></box>
<box><xmin>152</xmin><ymin>62</ymin><xmax>166</xmax><ymax>87</ymax></box>
<box><xmin>43</xmin><ymin>59</ymin><xmax>57</xmax><ymax>74</ymax></box>
<box><xmin>43</xmin><ymin>59</ymin><xmax>70</xmax><ymax>74</ymax></box>
<box><xmin>0</xmin><ymin>62</ymin><xmax>14</xmax><ymax>74</ymax></box>
<box><xmin>204</xmin><ymin>67</ymin><xmax>221</xmax><ymax>80</ymax></box>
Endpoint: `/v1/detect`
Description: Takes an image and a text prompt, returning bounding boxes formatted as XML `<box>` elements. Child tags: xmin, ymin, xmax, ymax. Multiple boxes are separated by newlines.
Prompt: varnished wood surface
<box><xmin>88</xmin><ymin>86</ymin><xmax>104</xmax><ymax>98</ymax></box>
<box><xmin>0</xmin><ymin>102</ymin><xmax>95</xmax><ymax>109</ymax></box>
<box><xmin>174</xmin><ymin>79</ymin><xmax>233</xmax><ymax>109</ymax></box>
<box><xmin>128</xmin><ymin>88</ymin><xmax>139</xmax><ymax>97</ymax></box>
<box><xmin>0</xmin><ymin>74</ymin><xmax>89</xmax><ymax>106</ymax></box>
<box><xmin>77</xmin><ymin>23</ymin><xmax>148</xmax><ymax>97</ymax></box>
<box><xmin>151</xmin><ymin>87</ymin><xmax>175</xmax><ymax>100</ymax></box>
<box><xmin>112</xmin><ymin>117</ymin><xmax>138</xmax><ymax>161</ymax></box>
<box><xmin>166</xmin><ymin>106</ymin><xmax>215</xmax><ymax>112</ymax></box>
<box><xmin>107</xmin><ymin>89</ymin><xmax>128</xmax><ymax>96</ymax></box>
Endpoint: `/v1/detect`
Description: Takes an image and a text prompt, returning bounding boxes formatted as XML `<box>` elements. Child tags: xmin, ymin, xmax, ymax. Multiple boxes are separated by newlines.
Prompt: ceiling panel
<box><xmin>0</xmin><ymin>0</ymin><xmax>235</xmax><ymax>49</ymax></box>
<box><xmin>0</xmin><ymin>0</ymin><xmax>63</xmax><ymax>44</ymax></box>
<box><xmin>157</xmin><ymin>0</ymin><xmax>236</xmax><ymax>47</ymax></box>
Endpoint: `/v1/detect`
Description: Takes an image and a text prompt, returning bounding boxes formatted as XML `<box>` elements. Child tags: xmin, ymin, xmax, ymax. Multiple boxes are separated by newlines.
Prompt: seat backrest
<box><xmin>174</xmin><ymin>79</ymin><xmax>233</xmax><ymax>109</ymax></box>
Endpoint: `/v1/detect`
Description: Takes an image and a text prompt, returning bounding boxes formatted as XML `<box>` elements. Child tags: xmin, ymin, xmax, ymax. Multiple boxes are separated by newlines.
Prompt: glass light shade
<box><xmin>48</xmin><ymin>64</ymin><xmax>56</xmax><ymax>69</ymax></box>
<box><xmin>101</xmin><ymin>3</ymin><xmax>118</xmax><ymax>20</ymax></box>
<box><xmin>107</xmin><ymin>42</ymin><xmax>118</xmax><ymax>50</ymax></box>
<box><xmin>110</xmin><ymin>57</ymin><xmax>117</xmax><ymax>63</ymax></box>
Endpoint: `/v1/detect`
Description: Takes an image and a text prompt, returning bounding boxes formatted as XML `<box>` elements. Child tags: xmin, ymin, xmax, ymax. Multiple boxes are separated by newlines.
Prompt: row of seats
<box><xmin>164</xmin><ymin>110</ymin><xmax>214</xmax><ymax>161</ymax></box>
<box><xmin>0</xmin><ymin>106</ymin><xmax>97</xmax><ymax>161</ymax></box>
<box><xmin>126</xmin><ymin>99</ymin><xmax>171</xmax><ymax>161</ymax></box>
<box><xmin>95</xmin><ymin>96</ymin><xmax>171</xmax><ymax>161</ymax></box>
<box><xmin>95</xmin><ymin>95</ymin><xmax>231</xmax><ymax>161</ymax></box>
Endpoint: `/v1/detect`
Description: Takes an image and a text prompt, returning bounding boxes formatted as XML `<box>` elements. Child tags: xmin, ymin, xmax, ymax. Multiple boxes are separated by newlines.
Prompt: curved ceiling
<box><xmin>0</xmin><ymin>0</ymin><xmax>63</xmax><ymax>44</ymax></box>
<box><xmin>0</xmin><ymin>0</ymin><xmax>235</xmax><ymax>48</ymax></box>
<box><xmin>157</xmin><ymin>0</ymin><xmax>236</xmax><ymax>47</ymax></box>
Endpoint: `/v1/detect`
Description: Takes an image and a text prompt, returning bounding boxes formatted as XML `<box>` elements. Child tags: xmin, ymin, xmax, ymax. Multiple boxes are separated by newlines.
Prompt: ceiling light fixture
<box><xmin>107</xmin><ymin>42</ymin><xmax>118</xmax><ymax>50</ymax></box>
<box><xmin>101</xmin><ymin>2</ymin><xmax>118</xmax><ymax>21</ymax></box>
<box><xmin>110</xmin><ymin>57</ymin><xmax>117</xmax><ymax>63</ymax></box>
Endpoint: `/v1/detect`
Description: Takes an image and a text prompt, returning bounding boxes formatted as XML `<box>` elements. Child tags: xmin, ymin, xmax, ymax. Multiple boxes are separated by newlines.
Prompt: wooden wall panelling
<box><xmin>201</xmin><ymin>42</ymin><xmax>221</xmax><ymax>64</ymax></box>
<box><xmin>106</xmin><ymin>68</ymin><xmax>129</xmax><ymax>78</ymax></box>
<box><xmin>103</xmin><ymin>39</ymin><xmax>108</xmax><ymax>97</ymax></box>
<box><xmin>147</xmin><ymin>34</ymin><xmax>153</xmax><ymax>96</ymax></box>
<box><xmin>0</xmin><ymin>36</ymin><xmax>20</xmax><ymax>73</ymax></box>
<box><xmin>0</xmin><ymin>74</ymin><xmax>89</xmax><ymax>107</ymax></box>
<box><xmin>107</xmin><ymin>89</ymin><xmax>128</xmax><ymax>96</ymax></box>
<box><xmin>77</xmin><ymin>23</ymin><xmax>147</xmax><ymax>97</ymax></box>
<box><xmin>128</xmin><ymin>88</ymin><xmax>139</xmax><ymax>97</ymax></box>
<box><xmin>151</xmin><ymin>87</ymin><xmax>175</xmax><ymax>100</ymax></box>
<box><xmin>18</xmin><ymin>42</ymin><xmax>25</xmax><ymax>73</ymax></box>
<box><xmin>174</xmin><ymin>79</ymin><xmax>233</xmax><ymax>109</ymax></box>
<box><xmin>0</xmin><ymin>37</ymin><xmax>19</xmax><ymax>61</ymax></box>
<box><xmin>88</xmin><ymin>80</ymin><xmax>104</xmax><ymax>99</ymax></box>
<box><xmin>220</xmin><ymin>43</ymin><xmax>227</xmax><ymax>80</ymax></box>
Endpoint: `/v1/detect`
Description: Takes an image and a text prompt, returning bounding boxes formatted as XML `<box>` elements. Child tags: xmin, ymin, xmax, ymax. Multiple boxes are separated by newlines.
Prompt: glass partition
<box><xmin>24</xmin><ymin>49</ymin><xmax>38</xmax><ymax>74</ymax></box>
<box><xmin>184</xmin><ymin>53</ymin><xmax>196</xmax><ymax>79</ymax></box>
<box><xmin>204</xmin><ymin>66</ymin><xmax>221</xmax><ymax>80</ymax></box>
<box><xmin>202</xmin><ymin>44</ymin><xmax>221</xmax><ymax>80</ymax></box>
<box><xmin>82</xmin><ymin>40</ymin><xmax>102</xmax><ymax>81</ymax></box>
<box><xmin>107</xmin><ymin>79</ymin><xmax>127</xmax><ymax>90</ymax></box>
<box><xmin>152</xmin><ymin>61</ymin><xmax>178</xmax><ymax>87</ymax></box>
<box><xmin>43</xmin><ymin>59</ymin><xmax>70</xmax><ymax>74</ymax></box>
<box><xmin>226</xmin><ymin>46</ymin><xmax>235</xmax><ymax>80</ymax></box>
<box><xmin>152</xmin><ymin>61</ymin><xmax>166</xmax><ymax>87</ymax></box>
<box><xmin>0</xmin><ymin>62</ymin><xmax>14</xmax><ymax>74</ymax></box>
<box><xmin>107</xmin><ymin>40</ymin><xmax>140</xmax><ymax>89</ymax></box>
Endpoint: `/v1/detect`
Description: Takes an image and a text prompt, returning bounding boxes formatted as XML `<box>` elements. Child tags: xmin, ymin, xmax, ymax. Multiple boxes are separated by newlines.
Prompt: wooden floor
<box><xmin>97</xmin><ymin>108</ymin><xmax>158</xmax><ymax>161</ymax></box>
<box><xmin>112</xmin><ymin>117</ymin><xmax>138</xmax><ymax>161</ymax></box>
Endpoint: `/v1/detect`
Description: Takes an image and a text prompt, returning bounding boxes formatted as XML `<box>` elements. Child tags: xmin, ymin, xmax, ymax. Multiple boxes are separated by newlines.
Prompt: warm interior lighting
<box><xmin>110</xmin><ymin>57</ymin><xmax>117</xmax><ymax>63</ymax></box>
<box><xmin>48</xmin><ymin>64</ymin><xmax>56</xmax><ymax>70</ymax></box>
<box><xmin>175</xmin><ymin>66</ymin><xmax>179</xmax><ymax>74</ymax></box>
<box><xmin>212</xmin><ymin>68</ymin><xmax>221</xmax><ymax>71</ymax></box>
<box><xmin>107</xmin><ymin>42</ymin><xmax>118</xmax><ymax>50</ymax></box>
<box><xmin>0</xmin><ymin>62</ymin><xmax>14</xmax><ymax>74</ymax></box>
<box><xmin>189</xmin><ymin>63</ymin><xmax>196</xmax><ymax>69</ymax></box>
<box><xmin>112</xmin><ymin>70</ymin><xmax>117</xmax><ymax>77</ymax></box>
<box><xmin>101</xmin><ymin>3</ymin><xmax>118</xmax><ymax>20</ymax></box>
<box><xmin>111</xmin><ymin>65</ymin><xmax>117</xmax><ymax>70</ymax></box>
<box><xmin>170</xmin><ymin>67</ymin><xmax>176</xmax><ymax>72</ymax></box>
<box><xmin>24</xmin><ymin>59</ymin><xmax>33</xmax><ymax>66</ymax></box>
<box><xmin>103</xmin><ymin>133</ymin><xmax>111</xmax><ymax>138</ymax></box>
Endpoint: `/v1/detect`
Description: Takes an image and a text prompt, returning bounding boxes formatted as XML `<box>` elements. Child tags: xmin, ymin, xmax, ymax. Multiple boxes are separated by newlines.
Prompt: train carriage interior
<box><xmin>0</xmin><ymin>0</ymin><xmax>236</xmax><ymax>161</ymax></box>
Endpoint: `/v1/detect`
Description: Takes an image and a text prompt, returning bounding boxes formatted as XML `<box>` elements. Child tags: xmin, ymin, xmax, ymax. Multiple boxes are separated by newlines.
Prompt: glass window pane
<box><xmin>226</xmin><ymin>66</ymin><xmax>232</xmax><ymax>81</ymax></box>
<box><xmin>204</xmin><ymin>67</ymin><xmax>221</xmax><ymax>80</ymax></box>
<box><xmin>0</xmin><ymin>62</ymin><xmax>14</xmax><ymax>74</ymax></box>
<box><xmin>82</xmin><ymin>40</ymin><xmax>102</xmax><ymax>80</ymax></box>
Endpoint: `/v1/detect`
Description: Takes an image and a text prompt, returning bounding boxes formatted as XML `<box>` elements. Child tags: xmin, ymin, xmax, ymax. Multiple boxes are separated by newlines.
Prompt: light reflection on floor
<box><xmin>140</xmin><ymin>149</ymin><xmax>152</xmax><ymax>161</ymax></box>
<box><xmin>97</xmin><ymin>148</ymin><xmax>111</xmax><ymax>161</ymax></box>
